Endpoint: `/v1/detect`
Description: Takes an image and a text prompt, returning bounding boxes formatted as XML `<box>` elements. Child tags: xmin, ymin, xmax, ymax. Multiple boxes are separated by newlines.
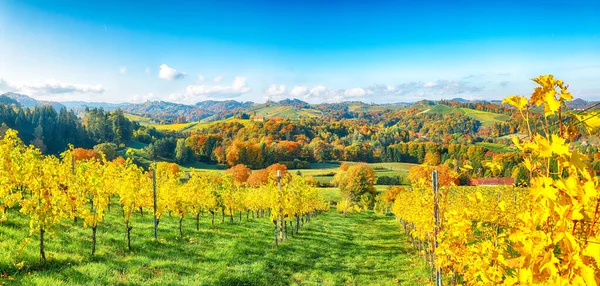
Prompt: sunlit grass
<box><xmin>0</xmin><ymin>205</ymin><xmax>428</xmax><ymax>285</ymax></box>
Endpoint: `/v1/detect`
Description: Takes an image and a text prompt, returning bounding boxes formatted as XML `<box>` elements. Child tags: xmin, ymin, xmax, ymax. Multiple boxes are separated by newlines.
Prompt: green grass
<box><xmin>0</xmin><ymin>206</ymin><xmax>428</xmax><ymax>285</ymax></box>
<box><xmin>475</xmin><ymin>142</ymin><xmax>515</xmax><ymax>153</ymax></box>
<box><xmin>187</xmin><ymin>118</ymin><xmax>251</xmax><ymax>131</ymax></box>
<box><xmin>318</xmin><ymin>188</ymin><xmax>343</xmax><ymax>203</ymax></box>
<box><xmin>419</xmin><ymin>104</ymin><xmax>454</xmax><ymax>114</ymax></box>
<box><xmin>459</xmin><ymin>108</ymin><xmax>510</xmax><ymax>127</ymax></box>
<box><xmin>178</xmin><ymin>161</ymin><xmax>228</xmax><ymax>172</ymax></box>
<box><xmin>124</xmin><ymin>114</ymin><xmax>152</xmax><ymax>124</ymax></box>
<box><xmin>125</xmin><ymin>113</ymin><xmax>252</xmax><ymax>132</ymax></box>
<box><xmin>151</xmin><ymin>122</ymin><xmax>198</xmax><ymax>132</ymax></box>
<box><xmin>299</xmin><ymin>162</ymin><xmax>414</xmax><ymax>186</ymax></box>
<box><xmin>417</xmin><ymin>105</ymin><xmax>510</xmax><ymax>127</ymax></box>
<box><xmin>125</xmin><ymin>140</ymin><xmax>148</xmax><ymax>150</ymax></box>
<box><xmin>247</xmin><ymin>105</ymin><xmax>323</xmax><ymax>120</ymax></box>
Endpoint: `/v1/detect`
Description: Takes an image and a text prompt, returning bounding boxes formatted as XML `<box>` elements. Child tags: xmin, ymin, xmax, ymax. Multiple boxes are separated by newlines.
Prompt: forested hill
<box><xmin>3</xmin><ymin>91</ymin><xmax>598</xmax><ymax>124</ymax></box>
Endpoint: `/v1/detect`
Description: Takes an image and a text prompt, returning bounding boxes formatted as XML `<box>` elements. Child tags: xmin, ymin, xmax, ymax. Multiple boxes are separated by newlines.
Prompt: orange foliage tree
<box><xmin>408</xmin><ymin>164</ymin><xmax>458</xmax><ymax>188</ymax></box>
<box><xmin>247</xmin><ymin>163</ymin><xmax>288</xmax><ymax>187</ymax></box>
<box><xmin>72</xmin><ymin>148</ymin><xmax>98</xmax><ymax>162</ymax></box>
<box><xmin>226</xmin><ymin>164</ymin><xmax>252</xmax><ymax>184</ymax></box>
<box><xmin>225</xmin><ymin>140</ymin><xmax>264</xmax><ymax>168</ymax></box>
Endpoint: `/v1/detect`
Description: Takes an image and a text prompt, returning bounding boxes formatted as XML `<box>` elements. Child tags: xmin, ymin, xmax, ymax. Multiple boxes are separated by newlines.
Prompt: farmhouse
<box><xmin>252</xmin><ymin>115</ymin><xmax>265</xmax><ymax>122</ymax></box>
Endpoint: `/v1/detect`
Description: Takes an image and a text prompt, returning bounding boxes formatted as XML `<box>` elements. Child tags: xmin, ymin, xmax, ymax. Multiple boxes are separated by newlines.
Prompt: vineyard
<box><xmin>0</xmin><ymin>130</ymin><xmax>329</xmax><ymax>265</ymax></box>
<box><xmin>378</xmin><ymin>76</ymin><xmax>600</xmax><ymax>285</ymax></box>
<box><xmin>1</xmin><ymin>75</ymin><xmax>600</xmax><ymax>285</ymax></box>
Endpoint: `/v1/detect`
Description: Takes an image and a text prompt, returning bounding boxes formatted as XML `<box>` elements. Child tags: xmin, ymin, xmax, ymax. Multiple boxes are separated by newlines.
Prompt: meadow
<box><xmin>120</xmin><ymin>141</ymin><xmax>414</xmax><ymax>187</ymax></box>
<box><xmin>0</xmin><ymin>203</ymin><xmax>429</xmax><ymax>285</ymax></box>
<box><xmin>295</xmin><ymin>162</ymin><xmax>414</xmax><ymax>186</ymax></box>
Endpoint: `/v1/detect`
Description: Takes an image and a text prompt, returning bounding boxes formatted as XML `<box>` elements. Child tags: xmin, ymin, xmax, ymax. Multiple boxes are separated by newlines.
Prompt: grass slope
<box><xmin>458</xmin><ymin>108</ymin><xmax>510</xmax><ymax>127</ymax></box>
<box><xmin>0</xmin><ymin>206</ymin><xmax>428</xmax><ymax>285</ymax></box>
<box><xmin>248</xmin><ymin>105</ymin><xmax>323</xmax><ymax>120</ymax></box>
<box><xmin>475</xmin><ymin>142</ymin><xmax>515</xmax><ymax>153</ymax></box>
<box><xmin>299</xmin><ymin>162</ymin><xmax>415</xmax><ymax>186</ymax></box>
<box><xmin>418</xmin><ymin>105</ymin><xmax>510</xmax><ymax>127</ymax></box>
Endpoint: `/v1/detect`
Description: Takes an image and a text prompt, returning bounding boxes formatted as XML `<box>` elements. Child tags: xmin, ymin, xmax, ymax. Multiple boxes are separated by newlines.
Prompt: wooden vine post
<box><xmin>152</xmin><ymin>168</ymin><xmax>158</xmax><ymax>240</ymax></box>
<box><xmin>432</xmin><ymin>170</ymin><xmax>442</xmax><ymax>286</ymax></box>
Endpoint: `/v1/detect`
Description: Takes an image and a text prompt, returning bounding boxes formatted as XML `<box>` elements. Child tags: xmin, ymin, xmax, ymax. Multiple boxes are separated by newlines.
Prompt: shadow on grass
<box><xmin>0</xmin><ymin>206</ymin><xmax>427</xmax><ymax>285</ymax></box>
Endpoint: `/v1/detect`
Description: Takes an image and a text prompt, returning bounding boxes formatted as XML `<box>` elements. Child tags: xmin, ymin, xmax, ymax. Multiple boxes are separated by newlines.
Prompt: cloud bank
<box><xmin>262</xmin><ymin>79</ymin><xmax>485</xmax><ymax>103</ymax></box>
<box><xmin>158</xmin><ymin>64</ymin><xmax>186</xmax><ymax>80</ymax></box>
<box><xmin>0</xmin><ymin>78</ymin><xmax>105</xmax><ymax>95</ymax></box>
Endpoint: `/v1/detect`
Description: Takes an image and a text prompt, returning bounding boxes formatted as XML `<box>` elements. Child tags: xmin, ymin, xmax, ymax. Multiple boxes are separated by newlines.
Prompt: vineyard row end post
<box><xmin>152</xmin><ymin>168</ymin><xmax>158</xmax><ymax>240</ymax></box>
<box><xmin>432</xmin><ymin>170</ymin><xmax>442</xmax><ymax>286</ymax></box>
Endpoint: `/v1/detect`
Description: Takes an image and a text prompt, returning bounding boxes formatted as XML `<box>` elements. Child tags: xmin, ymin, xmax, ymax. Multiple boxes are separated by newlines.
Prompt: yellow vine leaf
<box><xmin>550</xmin><ymin>135</ymin><xmax>569</xmax><ymax>156</ymax></box>
<box><xmin>502</xmin><ymin>95</ymin><xmax>528</xmax><ymax>110</ymax></box>
<box><xmin>583</xmin><ymin>238</ymin><xmax>600</xmax><ymax>268</ymax></box>
<box><xmin>543</xmin><ymin>90</ymin><xmax>560</xmax><ymax>117</ymax></box>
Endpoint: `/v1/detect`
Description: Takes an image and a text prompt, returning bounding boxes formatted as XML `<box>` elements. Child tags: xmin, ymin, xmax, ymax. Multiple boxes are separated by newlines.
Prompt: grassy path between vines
<box><xmin>0</xmin><ymin>206</ymin><xmax>428</xmax><ymax>285</ymax></box>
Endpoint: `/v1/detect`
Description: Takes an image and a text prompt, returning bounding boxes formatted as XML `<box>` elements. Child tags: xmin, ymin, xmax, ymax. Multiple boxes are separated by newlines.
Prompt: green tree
<box><xmin>93</xmin><ymin>143</ymin><xmax>117</xmax><ymax>161</ymax></box>
<box><xmin>175</xmin><ymin>138</ymin><xmax>192</xmax><ymax>164</ymax></box>
<box><xmin>333</xmin><ymin>163</ymin><xmax>375</xmax><ymax>215</ymax></box>
<box><xmin>110</xmin><ymin>109</ymin><xmax>133</xmax><ymax>143</ymax></box>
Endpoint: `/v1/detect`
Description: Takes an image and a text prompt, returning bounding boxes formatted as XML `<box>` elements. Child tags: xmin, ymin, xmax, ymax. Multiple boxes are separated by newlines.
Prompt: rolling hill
<box><xmin>417</xmin><ymin>104</ymin><xmax>511</xmax><ymax>127</ymax></box>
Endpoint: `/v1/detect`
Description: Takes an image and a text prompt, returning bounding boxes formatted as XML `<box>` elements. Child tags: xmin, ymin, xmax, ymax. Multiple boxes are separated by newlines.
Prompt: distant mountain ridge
<box><xmin>60</xmin><ymin>101</ymin><xmax>127</xmax><ymax>112</ymax></box>
<box><xmin>2</xmin><ymin>92</ymin><xmax>66</xmax><ymax>111</ymax></box>
<box><xmin>2</xmin><ymin>92</ymin><xmax>598</xmax><ymax>123</ymax></box>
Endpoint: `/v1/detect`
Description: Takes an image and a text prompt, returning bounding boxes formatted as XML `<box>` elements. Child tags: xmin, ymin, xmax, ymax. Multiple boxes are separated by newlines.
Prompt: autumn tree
<box><xmin>226</xmin><ymin>164</ymin><xmax>252</xmax><ymax>184</ymax></box>
<box><xmin>247</xmin><ymin>163</ymin><xmax>288</xmax><ymax>187</ymax></box>
<box><xmin>93</xmin><ymin>143</ymin><xmax>117</xmax><ymax>161</ymax></box>
<box><xmin>73</xmin><ymin>148</ymin><xmax>98</xmax><ymax>161</ymax></box>
<box><xmin>408</xmin><ymin>163</ymin><xmax>458</xmax><ymax>188</ymax></box>
<box><xmin>423</xmin><ymin>151</ymin><xmax>441</xmax><ymax>165</ymax></box>
<box><xmin>333</xmin><ymin>163</ymin><xmax>375</xmax><ymax>215</ymax></box>
<box><xmin>226</xmin><ymin>140</ymin><xmax>264</xmax><ymax>168</ymax></box>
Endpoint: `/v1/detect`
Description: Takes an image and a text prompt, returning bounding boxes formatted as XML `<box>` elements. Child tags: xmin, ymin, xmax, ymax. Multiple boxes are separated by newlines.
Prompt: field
<box><xmin>118</xmin><ymin>140</ymin><xmax>416</xmax><ymax>186</ymax></box>
<box><xmin>298</xmin><ymin>162</ymin><xmax>415</xmax><ymax>186</ymax></box>
<box><xmin>0</xmin><ymin>206</ymin><xmax>428</xmax><ymax>285</ymax></box>
<box><xmin>124</xmin><ymin>113</ymin><xmax>251</xmax><ymax>133</ymax></box>
<box><xmin>417</xmin><ymin>105</ymin><xmax>510</xmax><ymax>127</ymax></box>
<box><xmin>248</xmin><ymin>105</ymin><xmax>323</xmax><ymax>120</ymax></box>
<box><xmin>474</xmin><ymin>142</ymin><xmax>515</xmax><ymax>153</ymax></box>
<box><xmin>458</xmin><ymin>108</ymin><xmax>511</xmax><ymax>127</ymax></box>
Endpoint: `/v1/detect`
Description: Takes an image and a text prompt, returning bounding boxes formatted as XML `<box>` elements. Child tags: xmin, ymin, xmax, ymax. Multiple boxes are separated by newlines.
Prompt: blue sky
<box><xmin>1</xmin><ymin>0</ymin><xmax>599</xmax><ymax>104</ymax></box>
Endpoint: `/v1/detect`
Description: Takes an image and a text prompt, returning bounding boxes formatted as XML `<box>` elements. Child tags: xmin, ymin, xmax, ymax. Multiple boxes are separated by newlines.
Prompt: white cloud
<box><xmin>289</xmin><ymin>86</ymin><xmax>309</xmax><ymax>97</ymax></box>
<box><xmin>213</xmin><ymin>76</ymin><xmax>223</xmax><ymax>83</ymax></box>
<box><xmin>264</xmin><ymin>84</ymin><xmax>286</xmax><ymax>98</ymax></box>
<box><xmin>0</xmin><ymin>78</ymin><xmax>105</xmax><ymax>101</ymax></box>
<box><xmin>309</xmin><ymin>85</ymin><xmax>328</xmax><ymax>98</ymax></box>
<box><xmin>344</xmin><ymin>87</ymin><xmax>367</xmax><ymax>98</ymax></box>
<box><xmin>23</xmin><ymin>79</ymin><xmax>105</xmax><ymax>95</ymax></box>
<box><xmin>361</xmin><ymin>80</ymin><xmax>484</xmax><ymax>101</ymax></box>
<box><xmin>131</xmin><ymin>93</ymin><xmax>161</xmax><ymax>103</ymax></box>
<box><xmin>166</xmin><ymin>93</ymin><xmax>187</xmax><ymax>103</ymax></box>
<box><xmin>185</xmin><ymin>76</ymin><xmax>251</xmax><ymax>100</ymax></box>
<box><xmin>120</xmin><ymin>67</ymin><xmax>127</xmax><ymax>74</ymax></box>
<box><xmin>158</xmin><ymin>64</ymin><xmax>186</xmax><ymax>80</ymax></box>
<box><xmin>197</xmin><ymin>74</ymin><xmax>204</xmax><ymax>82</ymax></box>
<box><xmin>0</xmin><ymin>78</ymin><xmax>19</xmax><ymax>92</ymax></box>
<box><xmin>260</xmin><ymin>84</ymin><xmax>339</xmax><ymax>102</ymax></box>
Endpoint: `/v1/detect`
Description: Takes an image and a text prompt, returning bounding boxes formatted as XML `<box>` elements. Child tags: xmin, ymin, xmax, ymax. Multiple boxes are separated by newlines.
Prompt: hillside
<box><xmin>2</xmin><ymin>92</ymin><xmax>66</xmax><ymax>111</ymax></box>
<box><xmin>417</xmin><ymin>104</ymin><xmax>510</xmax><ymax>127</ymax></box>
<box><xmin>60</xmin><ymin>101</ymin><xmax>127</xmax><ymax>112</ymax></box>
<box><xmin>246</xmin><ymin>104</ymin><xmax>323</xmax><ymax>120</ymax></box>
